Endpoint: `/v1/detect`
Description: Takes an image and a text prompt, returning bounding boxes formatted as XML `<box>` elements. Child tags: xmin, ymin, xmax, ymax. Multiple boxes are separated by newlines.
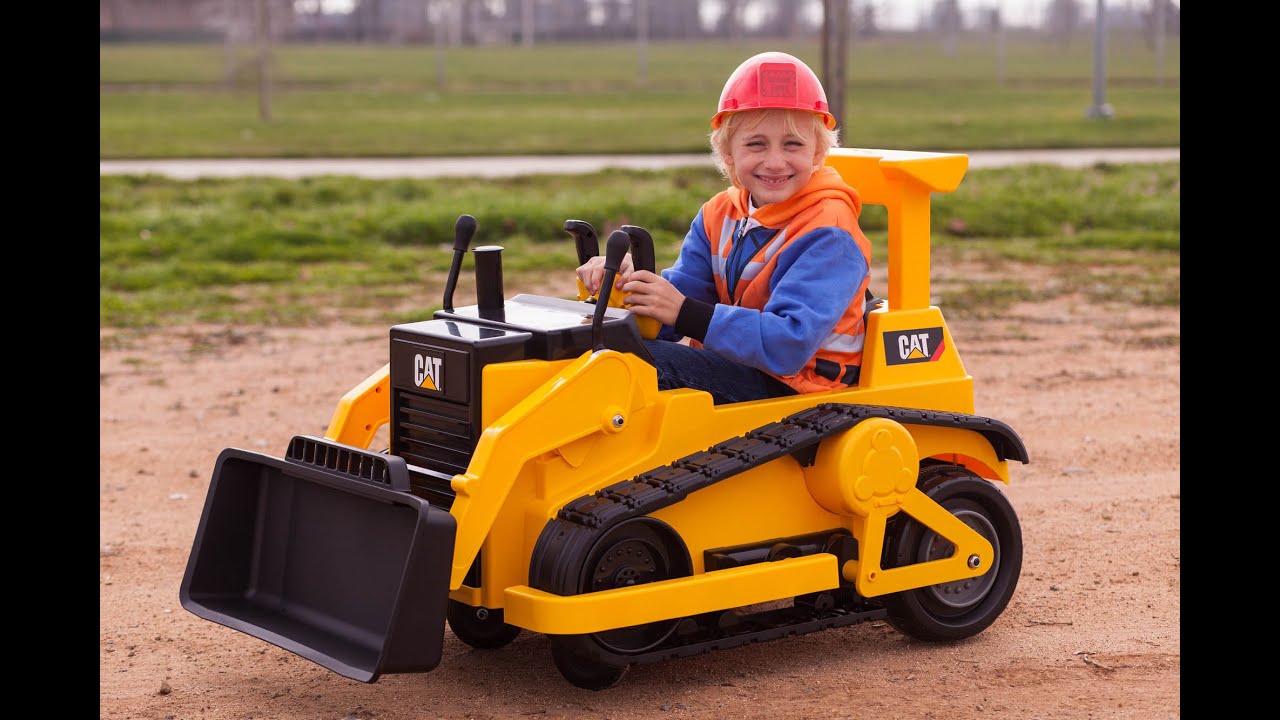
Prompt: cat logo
<box><xmin>884</xmin><ymin>327</ymin><xmax>945</xmax><ymax>366</ymax></box>
<box><xmin>414</xmin><ymin>352</ymin><xmax>444</xmax><ymax>392</ymax></box>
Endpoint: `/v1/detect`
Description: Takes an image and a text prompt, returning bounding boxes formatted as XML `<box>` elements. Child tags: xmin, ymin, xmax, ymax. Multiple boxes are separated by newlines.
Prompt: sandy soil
<box><xmin>100</xmin><ymin>273</ymin><xmax>1180</xmax><ymax>719</ymax></box>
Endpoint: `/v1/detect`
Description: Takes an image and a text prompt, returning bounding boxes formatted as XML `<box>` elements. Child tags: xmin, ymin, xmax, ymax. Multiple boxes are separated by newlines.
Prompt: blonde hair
<box><xmin>709</xmin><ymin>108</ymin><xmax>841</xmax><ymax>189</ymax></box>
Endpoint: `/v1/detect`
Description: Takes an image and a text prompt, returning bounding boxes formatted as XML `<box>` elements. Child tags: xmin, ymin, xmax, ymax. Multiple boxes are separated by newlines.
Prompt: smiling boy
<box><xmin>576</xmin><ymin>51</ymin><xmax>872</xmax><ymax>404</ymax></box>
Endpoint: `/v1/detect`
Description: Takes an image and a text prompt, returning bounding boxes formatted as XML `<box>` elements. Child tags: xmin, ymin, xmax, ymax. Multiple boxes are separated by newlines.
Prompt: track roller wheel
<box><xmin>549</xmin><ymin>639</ymin><xmax>630</xmax><ymax>691</ymax></box>
<box><xmin>546</xmin><ymin>517</ymin><xmax>692</xmax><ymax>689</ymax></box>
<box><xmin>446</xmin><ymin>600</ymin><xmax>522</xmax><ymax>649</ymax></box>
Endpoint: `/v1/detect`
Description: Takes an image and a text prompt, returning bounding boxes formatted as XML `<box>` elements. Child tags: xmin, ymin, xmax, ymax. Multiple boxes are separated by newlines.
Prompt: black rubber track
<box><xmin>528</xmin><ymin>402</ymin><xmax>1028</xmax><ymax>666</ymax></box>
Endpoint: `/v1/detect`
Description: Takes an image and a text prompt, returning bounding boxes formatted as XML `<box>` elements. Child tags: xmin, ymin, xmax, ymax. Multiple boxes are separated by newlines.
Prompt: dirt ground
<box><xmin>100</xmin><ymin>269</ymin><xmax>1180</xmax><ymax>720</ymax></box>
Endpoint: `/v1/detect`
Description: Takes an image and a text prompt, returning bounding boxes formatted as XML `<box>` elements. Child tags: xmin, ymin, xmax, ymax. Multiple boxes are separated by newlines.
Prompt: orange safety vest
<box><xmin>694</xmin><ymin>167</ymin><xmax>872</xmax><ymax>393</ymax></box>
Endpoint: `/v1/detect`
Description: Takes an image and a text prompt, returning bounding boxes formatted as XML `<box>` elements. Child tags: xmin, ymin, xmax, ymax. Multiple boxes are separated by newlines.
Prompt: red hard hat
<box><xmin>710</xmin><ymin>51</ymin><xmax>836</xmax><ymax>130</ymax></box>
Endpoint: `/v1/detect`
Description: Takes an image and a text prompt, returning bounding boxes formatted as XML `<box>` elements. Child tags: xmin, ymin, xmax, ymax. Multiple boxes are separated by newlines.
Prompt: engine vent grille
<box><xmin>394</xmin><ymin>390</ymin><xmax>475</xmax><ymax>477</ymax></box>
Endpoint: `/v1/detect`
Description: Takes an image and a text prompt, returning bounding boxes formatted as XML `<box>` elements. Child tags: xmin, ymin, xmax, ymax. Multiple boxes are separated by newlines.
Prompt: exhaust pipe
<box><xmin>473</xmin><ymin>245</ymin><xmax>505</xmax><ymax>320</ymax></box>
<box><xmin>564</xmin><ymin>219</ymin><xmax>600</xmax><ymax>266</ymax></box>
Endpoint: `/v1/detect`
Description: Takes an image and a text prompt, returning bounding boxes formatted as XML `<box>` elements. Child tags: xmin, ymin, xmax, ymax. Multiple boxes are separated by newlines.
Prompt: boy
<box><xmin>577</xmin><ymin>51</ymin><xmax>871</xmax><ymax>405</ymax></box>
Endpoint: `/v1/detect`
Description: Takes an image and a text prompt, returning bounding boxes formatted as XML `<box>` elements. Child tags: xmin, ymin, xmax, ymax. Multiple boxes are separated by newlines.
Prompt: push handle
<box><xmin>592</xmin><ymin>230</ymin><xmax>632</xmax><ymax>352</ymax></box>
<box><xmin>621</xmin><ymin>225</ymin><xmax>656</xmax><ymax>274</ymax></box>
<box><xmin>566</xmin><ymin>219</ymin><xmax>601</xmax><ymax>303</ymax></box>
<box><xmin>564</xmin><ymin>219</ymin><xmax>600</xmax><ymax>266</ymax></box>
<box><xmin>443</xmin><ymin>214</ymin><xmax>477</xmax><ymax>312</ymax></box>
<box><xmin>620</xmin><ymin>224</ymin><xmax>661</xmax><ymax>340</ymax></box>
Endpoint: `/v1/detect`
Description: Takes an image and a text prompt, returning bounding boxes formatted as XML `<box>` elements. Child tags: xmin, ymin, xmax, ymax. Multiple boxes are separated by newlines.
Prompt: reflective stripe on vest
<box><xmin>710</xmin><ymin>218</ymin><xmax>737</xmax><ymax>282</ymax></box>
<box><xmin>737</xmin><ymin>229</ymin><xmax>788</xmax><ymax>297</ymax></box>
<box><xmin>812</xmin><ymin>317</ymin><xmax>866</xmax><ymax>387</ymax></box>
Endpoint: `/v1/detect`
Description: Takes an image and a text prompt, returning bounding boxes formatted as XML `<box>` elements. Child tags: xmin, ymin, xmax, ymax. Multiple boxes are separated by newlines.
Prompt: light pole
<box><xmin>1086</xmin><ymin>0</ymin><xmax>1113</xmax><ymax>119</ymax></box>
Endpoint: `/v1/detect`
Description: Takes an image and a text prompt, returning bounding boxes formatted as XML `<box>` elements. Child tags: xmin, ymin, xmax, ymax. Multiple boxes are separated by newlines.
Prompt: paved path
<box><xmin>100</xmin><ymin>147</ymin><xmax>1179</xmax><ymax>180</ymax></box>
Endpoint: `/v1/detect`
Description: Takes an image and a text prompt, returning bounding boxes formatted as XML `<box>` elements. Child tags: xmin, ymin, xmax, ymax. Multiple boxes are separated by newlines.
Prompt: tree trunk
<box><xmin>1153</xmin><ymin>0</ymin><xmax>1165</xmax><ymax>86</ymax></box>
<box><xmin>637</xmin><ymin>0</ymin><xmax>649</xmax><ymax>84</ymax></box>
<box><xmin>521</xmin><ymin>0</ymin><xmax>533</xmax><ymax>46</ymax></box>
<box><xmin>435</xmin><ymin>0</ymin><xmax>447</xmax><ymax>85</ymax></box>
<box><xmin>224</xmin><ymin>0</ymin><xmax>238</xmax><ymax>88</ymax></box>
<box><xmin>822</xmin><ymin>0</ymin><xmax>849</xmax><ymax>133</ymax></box>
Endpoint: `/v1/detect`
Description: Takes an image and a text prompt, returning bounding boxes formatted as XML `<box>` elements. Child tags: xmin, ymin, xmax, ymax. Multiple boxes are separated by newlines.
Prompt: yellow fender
<box><xmin>322</xmin><ymin>363</ymin><xmax>390</xmax><ymax>449</ymax></box>
<box><xmin>447</xmin><ymin>348</ymin><xmax>658</xmax><ymax>589</ymax></box>
<box><xmin>803</xmin><ymin>417</ymin><xmax>994</xmax><ymax>597</ymax></box>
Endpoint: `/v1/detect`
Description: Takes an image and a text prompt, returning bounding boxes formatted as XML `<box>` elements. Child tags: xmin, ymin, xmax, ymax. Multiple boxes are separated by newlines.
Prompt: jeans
<box><xmin>643</xmin><ymin>339</ymin><xmax>797</xmax><ymax>405</ymax></box>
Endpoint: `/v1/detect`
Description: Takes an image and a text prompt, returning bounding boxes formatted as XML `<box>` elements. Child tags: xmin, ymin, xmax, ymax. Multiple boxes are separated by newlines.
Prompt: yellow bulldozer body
<box><xmin>320</xmin><ymin>148</ymin><xmax>1013</xmax><ymax>635</ymax></box>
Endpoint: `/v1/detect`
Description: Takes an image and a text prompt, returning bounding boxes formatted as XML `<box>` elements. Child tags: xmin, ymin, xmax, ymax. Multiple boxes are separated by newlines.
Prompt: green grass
<box><xmin>100</xmin><ymin>161</ymin><xmax>1180</xmax><ymax>330</ymax></box>
<box><xmin>100</xmin><ymin>35</ymin><xmax>1180</xmax><ymax>158</ymax></box>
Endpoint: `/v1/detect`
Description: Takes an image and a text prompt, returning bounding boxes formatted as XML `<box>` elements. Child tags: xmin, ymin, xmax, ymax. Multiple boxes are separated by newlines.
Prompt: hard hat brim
<box><xmin>710</xmin><ymin>108</ymin><xmax>838</xmax><ymax>131</ymax></box>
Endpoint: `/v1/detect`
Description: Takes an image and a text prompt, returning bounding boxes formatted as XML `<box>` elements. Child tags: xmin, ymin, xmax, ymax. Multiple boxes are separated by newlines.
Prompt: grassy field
<box><xmin>100</xmin><ymin>34</ymin><xmax>1180</xmax><ymax>158</ymax></box>
<box><xmin>99</xmin><ymin>161</ymin><xmax>1180</xmax><ymax>332</ymax></box>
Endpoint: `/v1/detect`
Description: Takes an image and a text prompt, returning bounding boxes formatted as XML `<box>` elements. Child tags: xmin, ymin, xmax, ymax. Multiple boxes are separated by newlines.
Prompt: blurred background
<box><xmin>99</xmin><ymin>0</ymin><xmax>1180</xmax><ymax>158</ymax></box>
<box><xmin>99</xmin><ymin>1</ymin><xmax>1179</xmax><ymax>330</ymax></box>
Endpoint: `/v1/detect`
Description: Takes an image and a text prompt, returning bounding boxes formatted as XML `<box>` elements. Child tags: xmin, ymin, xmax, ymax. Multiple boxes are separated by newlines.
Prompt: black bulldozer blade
<box><xmin>179</xmin><ymin>438</ymin><xmax>457</xmax><ymax>682</ymax></box>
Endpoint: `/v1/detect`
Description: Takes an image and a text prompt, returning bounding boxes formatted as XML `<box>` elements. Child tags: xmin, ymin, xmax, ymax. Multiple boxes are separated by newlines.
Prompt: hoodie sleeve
<box><xmin>655</xmin><ymin>209</ymin><xmax>719</xmax><ymax>341</ymax></box>
<box><xmin>699</xmin><ymin>226</ymin><xmax>865</xmax><ymax>376</ymax></box>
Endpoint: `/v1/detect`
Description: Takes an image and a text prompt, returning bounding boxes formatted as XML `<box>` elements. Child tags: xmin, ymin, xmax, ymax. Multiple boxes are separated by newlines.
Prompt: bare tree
<box><xmin>521</xmin><ymin>0</ymin><xmax>533</xmax><ymax>45</ymax></box>
<box><xmin>434</xmin><ymin>0</ymin><xmax>447</xmax><ymax>84</ymax></box>
<box><xmin>353</xmin><ymin>0</ymin><xmax>384</xmax><ymax>42</ymax></box>
<box><xmin>930</xmin><ymin>0</ymin><xmax>962</xmax><ymax>56</ymax></box>
<box><xmin>855</xmin><ymin>1</ymin><xmax>878</xmax><ymax>38</ymax></box>
<box><xmin>602</xmin><ymin>0</ymin><xmax>625</xmax><ymax>34</ymax></box>
<box><xmin>758</xmin><ymin>0</ymin><xmax>807</xmax><ymax>39</ymax></box>
<box><xmin>716</xmin><ymin>0</ymin><xmax>744</xmax><ymax>40</ymax></box>
<box><xmin>982</xmin><ymin>4</ymin><xmax>1005</xmax><ymax>85</ymax></box>
<box><xmin>216</xmin><ymin>0</ymin><xmax>289</xmax><ymax>104</ymax></box>
<box><xmin>453</xmin><ymin>0</ymin><xmax>489</xmax><ymax>43</ymax></box>
<box><xmin>650</xmin><ymin>0</ymin><xmax>702</xmax><ymax>41</ymax></box>
<box><xmin>1142</xmin><ymin>0</ymin><xmax>1179</xmax><ymax>48</ymax></box>
<box><xmin>255</xmin><ymin>0</ymin><xmax>271</xmax><ymax>121</ymax></box>
<box><xmin>224</xmin><ymin>0</ymin><xmax>242</xmax><ymax>87</ymax></box>
<box><xmin>1044</xmin><ymin>0</ymin><xmax>1081</xmax><ymax>50</ymax></box>
<box><xmin>637</xmin><ymin>0</ymin><xmax>649</xmax><ymax>83</ymax></box>
<box><xmin>1142</xmin><ymin>0</ymin><xmax>1178</xmax><ymax>86</ymax></box>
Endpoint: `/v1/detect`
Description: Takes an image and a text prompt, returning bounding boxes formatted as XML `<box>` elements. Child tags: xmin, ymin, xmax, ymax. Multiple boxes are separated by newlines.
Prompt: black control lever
<box><xmin>443</xmin><ymin>214</ymin><xmax>477</xmax><ymax>312</ymax></box>
<box><xmin>592</xmin><ymin>230</ymin><xmax>631</xmax><ymax>352</ymax></box>
<box><xmin>621</xmin><ymin>224</ymin><xmax>661</xmax><ymax>339</ymax></box>
<box><xmin>621</xmin><ymin>224</ymin><xmax>656</xmax><ymax>274</ymax></box>
<box><xmin>564</xmin><ymin>219</ymin><xmax>600</xmax><ymax>266</ymax></box>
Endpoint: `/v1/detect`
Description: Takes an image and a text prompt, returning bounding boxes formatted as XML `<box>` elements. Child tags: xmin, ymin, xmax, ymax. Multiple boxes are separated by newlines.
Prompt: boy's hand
<box><xmin>621</xmin><ymin>271</ymin><xmax>685</xmax><ymax>326</ymax></box>
<box><xmin>576</xmin><ymin>255</ymin><xmax>635</xmax><ymax>295</ymax></box>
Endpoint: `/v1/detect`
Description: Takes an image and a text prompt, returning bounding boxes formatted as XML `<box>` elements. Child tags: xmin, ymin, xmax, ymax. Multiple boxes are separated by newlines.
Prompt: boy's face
<box><xmin>723</xmin><ymin>110</ymin><xmax>823</xmax><ymax>207</ymax></box>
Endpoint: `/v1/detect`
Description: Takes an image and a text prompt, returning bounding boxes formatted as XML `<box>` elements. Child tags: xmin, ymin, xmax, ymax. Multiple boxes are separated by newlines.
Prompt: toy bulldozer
<box><xmin>179</xmin><ymin>148</ymin><xmax>1029</xmax><ymax>690</ymax></box>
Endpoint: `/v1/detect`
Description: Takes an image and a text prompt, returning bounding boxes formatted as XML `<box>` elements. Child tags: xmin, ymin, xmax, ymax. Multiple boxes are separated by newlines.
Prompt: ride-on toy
<box><xmin>179</xmin><ymin>147</ymin><xmax>1029</xmax><ymax>690</ymax></box>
